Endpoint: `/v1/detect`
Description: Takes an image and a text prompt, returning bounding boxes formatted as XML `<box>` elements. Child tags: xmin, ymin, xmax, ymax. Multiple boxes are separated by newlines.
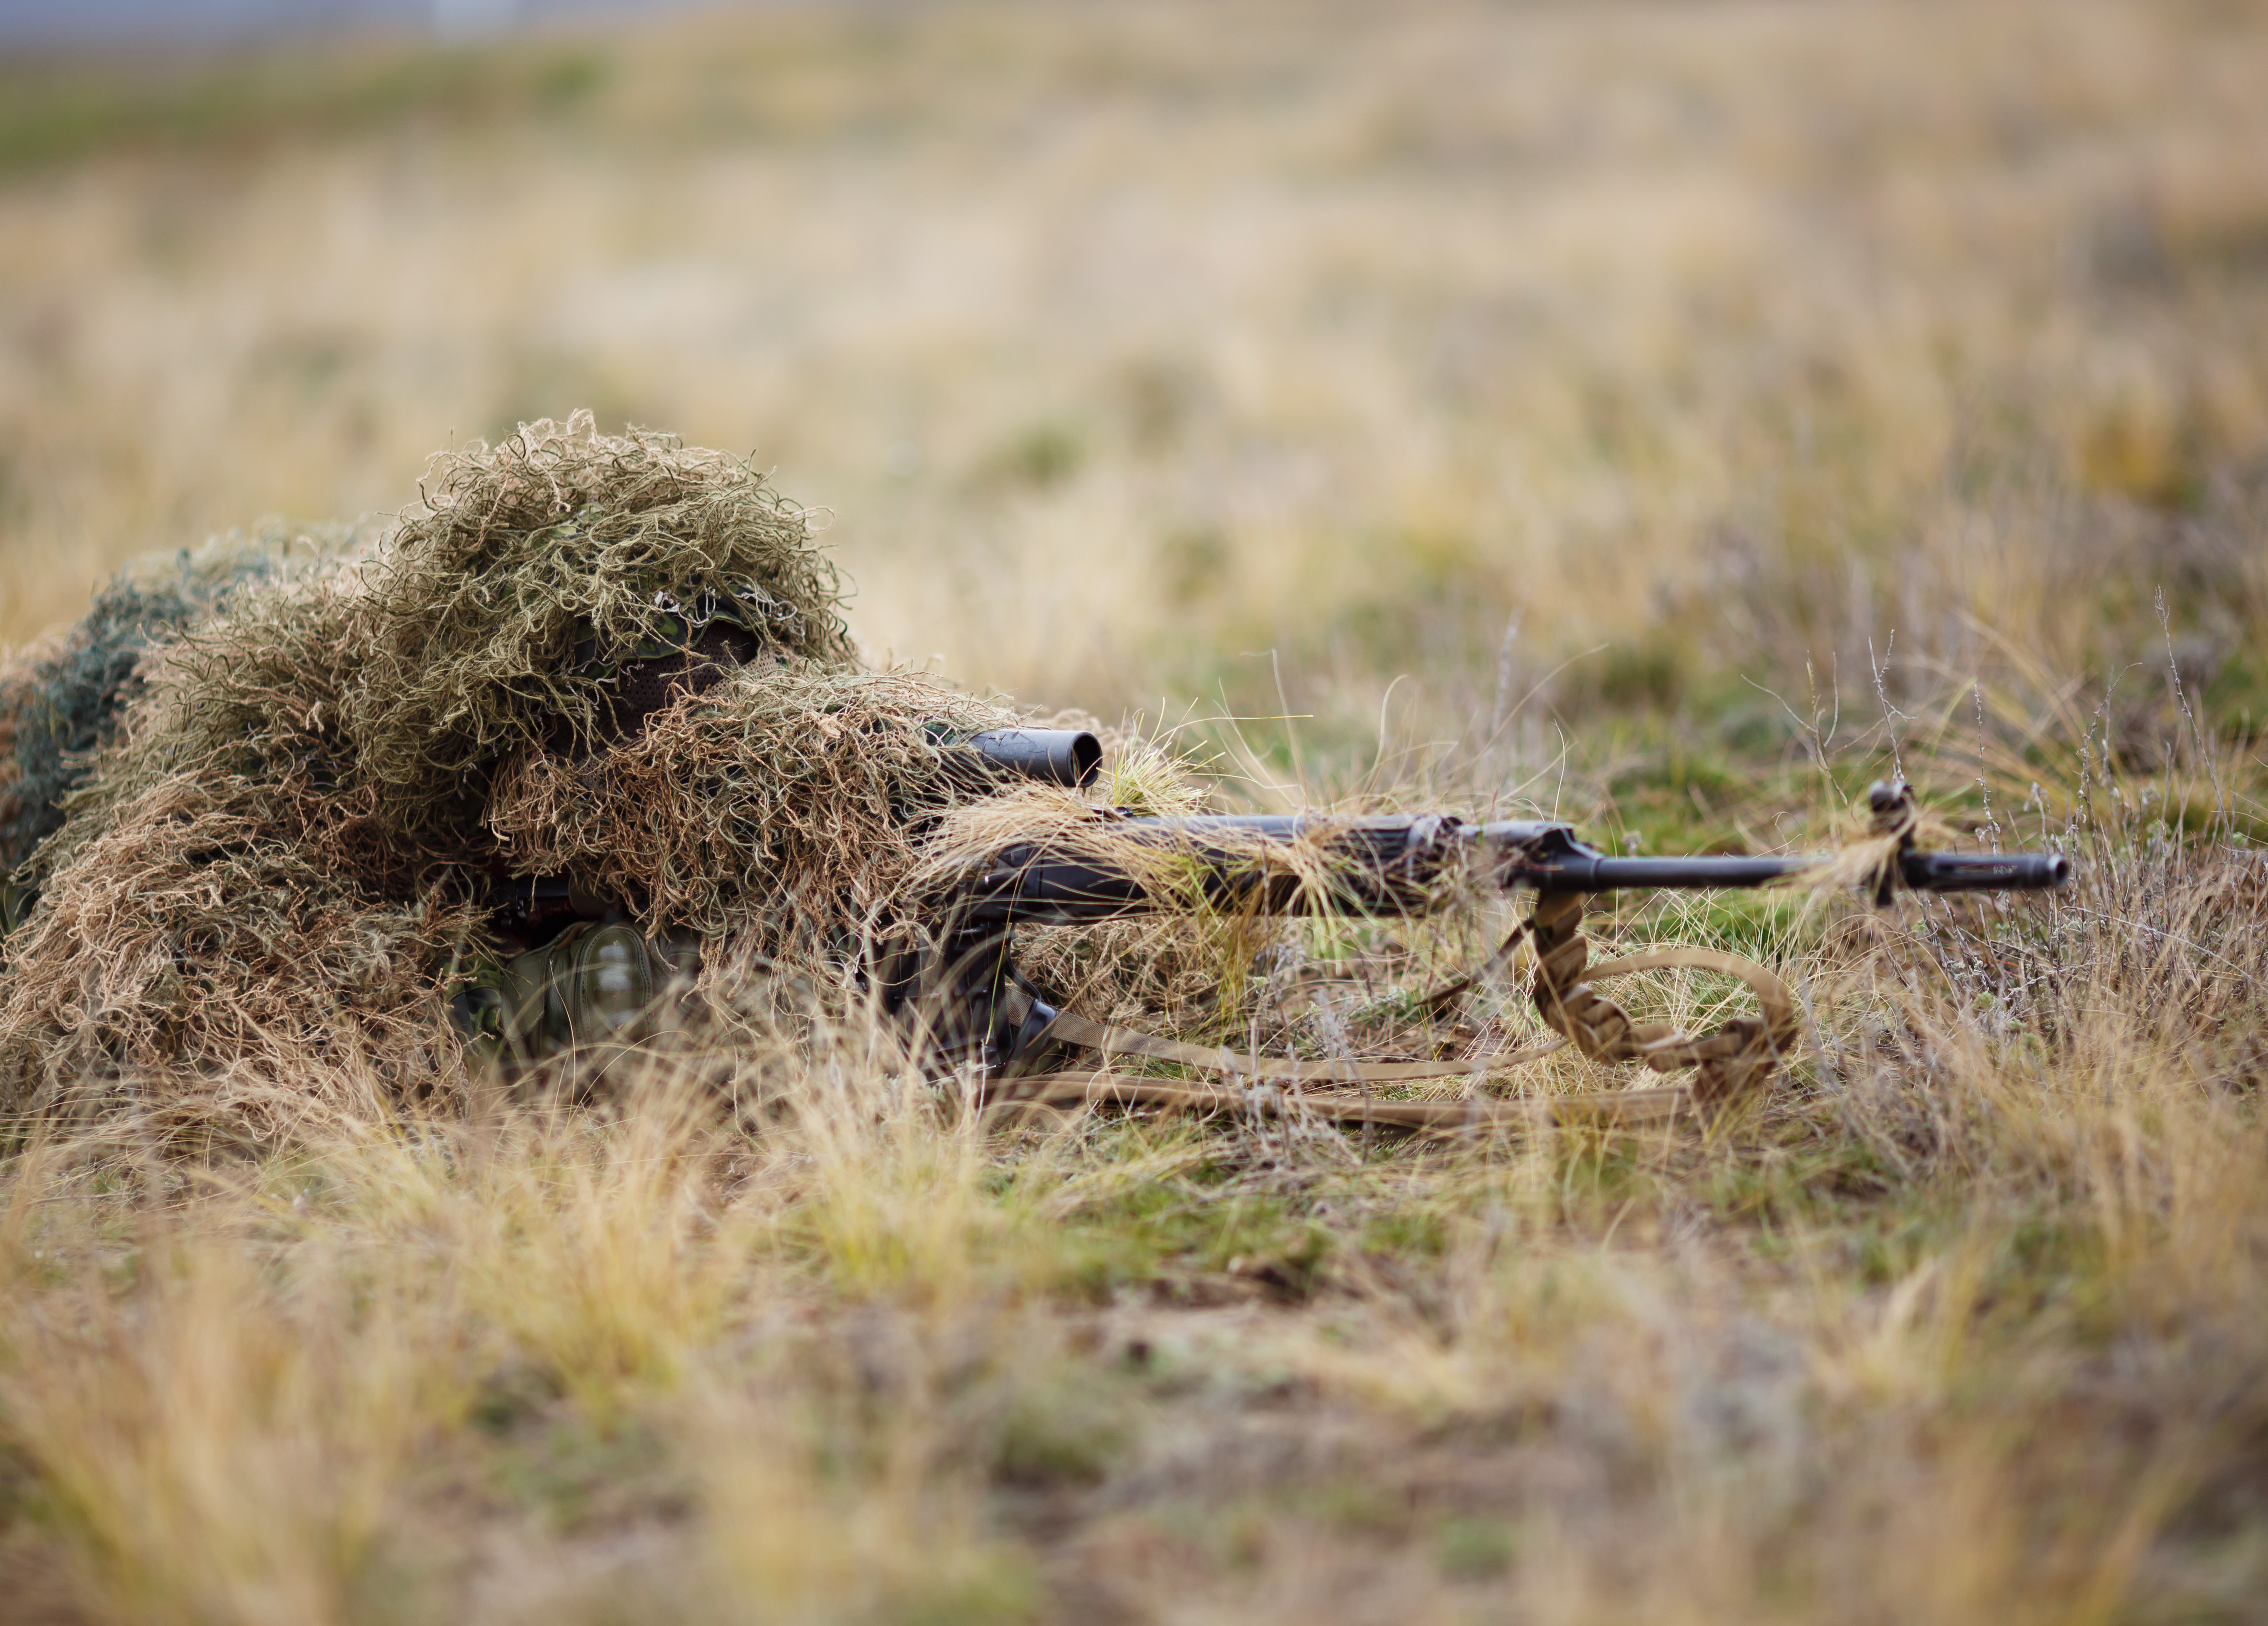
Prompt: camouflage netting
<box><xmin>0</xmin><ymin>540</ymin><xmax>283</xmax><ymax>877</ymax></box>
<box><xmin>0</xmin><ymin>412</ymin><xmax>1131</xmax><ymax>1134</ymax></box>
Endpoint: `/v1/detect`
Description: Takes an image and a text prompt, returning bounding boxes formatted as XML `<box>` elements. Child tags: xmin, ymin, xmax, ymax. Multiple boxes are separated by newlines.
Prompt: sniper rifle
<box><xmin>466</xmin><ymin>727</ymin><xmax>2071</xmax><ymax>1128</ymax></box>
<box><xmin>890</xmin><ymin>769</ymin><xmax>2069</xmax><ymax>1096</ymax></box>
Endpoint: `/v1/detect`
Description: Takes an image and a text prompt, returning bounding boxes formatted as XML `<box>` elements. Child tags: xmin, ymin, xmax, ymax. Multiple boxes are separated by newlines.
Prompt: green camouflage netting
<box><xmin>0</xmin><ymin>540</ymin><xmax>283</xmax><ymax>878</ymax></box>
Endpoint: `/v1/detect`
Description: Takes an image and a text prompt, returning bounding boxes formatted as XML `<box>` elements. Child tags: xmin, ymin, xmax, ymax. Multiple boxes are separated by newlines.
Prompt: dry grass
<box><xmin>3</xmin><ymin>834</ymin><xmax>2263</xmax><ymax>1623</ymax></box>
<box><xmin>4</xmin><ymin>0</ymin><xmax>2268</xmax><ymax>1621</ymax></box>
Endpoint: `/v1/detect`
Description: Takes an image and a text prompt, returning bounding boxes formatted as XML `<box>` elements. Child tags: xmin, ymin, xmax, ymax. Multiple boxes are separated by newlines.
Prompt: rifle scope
<box><xmin>962</xmin><ymin>728</ymin><xmax>1102</xmax><ymax>789</ymax></box>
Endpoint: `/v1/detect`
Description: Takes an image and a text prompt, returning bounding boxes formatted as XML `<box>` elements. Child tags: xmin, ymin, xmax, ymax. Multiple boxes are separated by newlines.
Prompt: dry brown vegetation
<box><xmin>3</xmin><ymin>0</ymin><xmax>2268</xmax><ymax>1621</ymax></box>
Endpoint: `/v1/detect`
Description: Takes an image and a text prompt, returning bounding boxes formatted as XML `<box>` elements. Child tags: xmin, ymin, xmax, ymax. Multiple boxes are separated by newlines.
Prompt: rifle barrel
<box><xmin>1519</xmin><ymin>850</ymin><xmax>2071</xmax><ymax>895</ymax></box>
<box><xmin>1529</xmin><ymin>854</ymin><xmax>1816</xmax><ymax>892</ymax></box>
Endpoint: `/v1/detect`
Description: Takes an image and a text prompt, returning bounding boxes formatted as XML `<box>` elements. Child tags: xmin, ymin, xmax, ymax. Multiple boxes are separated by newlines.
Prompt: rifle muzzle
<box><xmin>1898</xmin><ymin>849</ymin><xmax>2071</xmax><ymax>892</ymax></box>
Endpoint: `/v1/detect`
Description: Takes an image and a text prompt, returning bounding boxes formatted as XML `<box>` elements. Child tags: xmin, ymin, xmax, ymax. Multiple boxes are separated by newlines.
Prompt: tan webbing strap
<box><xmin>983</xmin><ymin>1071</ymin><xmax>1692</xmax><ymax>1134</ymax></box>
<box><xmin>1039</xmin><ymin>1009</ymin><xmax>1568</xmax><ymax>1083</ymax></box>
<box><xmin>1528</xmin><ymin>892</ymin><xmax>1800</xmax><ymax>1115</ymax></box>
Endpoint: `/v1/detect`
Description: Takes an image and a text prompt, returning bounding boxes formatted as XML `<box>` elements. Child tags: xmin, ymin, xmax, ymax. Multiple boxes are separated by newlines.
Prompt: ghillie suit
<box><xmin>0</xmin><ymin>414</ymin><xmax>1100</xmax><ymax>1140</ymax></box>
<box><xmin>0</xmin><ymin>414</ymin><xmax>2060</xmax><ymax>1147</ymax></box>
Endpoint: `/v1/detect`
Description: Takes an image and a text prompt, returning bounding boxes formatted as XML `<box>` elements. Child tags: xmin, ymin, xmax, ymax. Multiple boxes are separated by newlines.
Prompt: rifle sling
<box><xmin>984</xmin><ymin>1072</ymin><xmax>1692</xmax><ymax>1132</ymax></box>
<box><xmin>1037</xmin><ymin>1009</ymin><xmax>1567</xmax><ymax>1083</ymax></box>
<box><xmin>1020</xmin><ymin>911</ymin><xmax>1799</xmax><ymax>1123</ymax></box>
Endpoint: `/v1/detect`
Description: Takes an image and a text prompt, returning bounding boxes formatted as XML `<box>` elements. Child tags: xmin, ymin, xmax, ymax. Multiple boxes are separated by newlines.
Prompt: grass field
<box><xmin>4</xmin><ymin>1</ymin><xmax>2268</xmax><ymax>1621</ymax></box>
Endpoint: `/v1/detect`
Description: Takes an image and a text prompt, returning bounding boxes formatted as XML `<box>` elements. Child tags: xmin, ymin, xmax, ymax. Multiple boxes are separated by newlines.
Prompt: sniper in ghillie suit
<box><xmin>0</xmin><ymin>413</ymin><xmax>2066</xmax><ymax>1145</ymax></box>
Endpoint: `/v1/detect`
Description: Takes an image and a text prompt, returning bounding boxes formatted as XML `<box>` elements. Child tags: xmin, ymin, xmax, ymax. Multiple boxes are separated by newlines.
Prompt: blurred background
<box><xmin>2</xmin><ymin>0</ymin><xmax>2265</xmax><ymax>828</ymax></box>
